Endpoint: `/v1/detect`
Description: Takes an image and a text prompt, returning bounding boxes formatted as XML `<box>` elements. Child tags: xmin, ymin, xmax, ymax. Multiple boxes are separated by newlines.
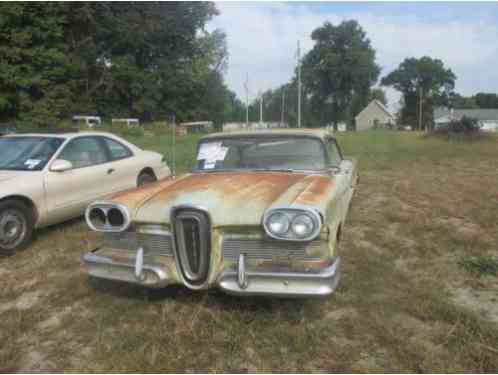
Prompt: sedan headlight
<box><xmin>263</xmin><ymin>207</ymin><xmax>321</xmax><ymax>241</ymax></box>
<box><xmin>85</xmin><ymin>202</ymin><xmax>131</xmax><ymax>232</ymax></box>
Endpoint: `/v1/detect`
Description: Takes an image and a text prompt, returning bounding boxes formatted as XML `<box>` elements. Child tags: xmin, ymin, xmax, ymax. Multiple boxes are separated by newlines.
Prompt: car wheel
<box><xmin>137</xmin><ymin>171</ymin><xmax>157</xmax><ymax>187</ymax></box>
<box><xmin>0</xmin><ymin>200</ymin><xmax>34</xmax><ymax>256</ymax></box>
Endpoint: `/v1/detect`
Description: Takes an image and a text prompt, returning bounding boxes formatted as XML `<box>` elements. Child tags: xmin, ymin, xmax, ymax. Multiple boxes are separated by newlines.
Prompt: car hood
<box><xmin>109</xmin><ymin>171</ymin><xmax>337</xmax><ymax>227</ymax></box>
<box><xmin>0</xmin><ymin>171</ymin><xmax>30</xmax><ymax>182</ymax></box>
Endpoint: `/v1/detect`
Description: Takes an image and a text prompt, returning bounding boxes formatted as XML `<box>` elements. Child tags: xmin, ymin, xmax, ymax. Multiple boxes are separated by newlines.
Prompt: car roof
<box><xmin>201</xmin><ymin>128</ymin><xmax>334</xmax><ymax>140</ymax></box>
<box><xmin>4</xmin><ymin>131</ymin><xmax>119</xmax><ymax>140</ymax></box>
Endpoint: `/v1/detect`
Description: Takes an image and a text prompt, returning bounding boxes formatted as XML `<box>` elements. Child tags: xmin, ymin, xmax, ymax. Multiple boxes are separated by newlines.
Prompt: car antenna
<box><xmin>172</xmin><ymin>114</ymin><xmax>176</xmax><ymax>178</ymax></box>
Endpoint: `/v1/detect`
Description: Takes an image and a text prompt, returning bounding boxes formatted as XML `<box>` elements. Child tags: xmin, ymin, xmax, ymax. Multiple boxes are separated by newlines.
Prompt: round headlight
<box><xmin>266</xmin><ymin>212</ymin><xmax>290</xmax><ymax>235</ymax></box>
<box><xmin>89</xmin><ymin>207</ymin><xmax>107</xmax><ymax>228</ymax></box>
<box><xmin>291</xmin><ymin>214</ymin><xmax>315</xmax><ymax>238</ymax></box>
<box><xmin>108</xmin><ymin>208</ymin><xmax>125</xmax><ymax>227</ymax></box>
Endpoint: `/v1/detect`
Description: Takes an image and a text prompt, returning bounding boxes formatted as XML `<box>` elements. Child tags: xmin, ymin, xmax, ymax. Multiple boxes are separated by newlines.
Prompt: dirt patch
<box><xmin>436</xmin><ymin>217</ymin><xmax>481</xmax><ymax>240</ymax></box>
<box><xmin>18</xmin><ymin>350</ymin><xmax>55</xmax><ymax>372</ymax></box>
<box><xmin>453</xmin><ymin>287</ymin><xmax>498</xmax><ymax>323</ymax></box>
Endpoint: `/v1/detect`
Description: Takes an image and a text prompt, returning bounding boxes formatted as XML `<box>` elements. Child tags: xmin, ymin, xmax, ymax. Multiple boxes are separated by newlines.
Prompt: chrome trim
<box><xmin>218</xmin><ymin>257</ymin><xmax>341</xmax><ymax>297</ymax></box>
<box><xmin>135</xmin><ymin>247</ymin><xmax>145</xmax><ymax>281</ymax></box>
<box><xmin>262</xmin><ymin>206</ymin><xmax>322</xmax><ymax>242</ymax></box>
<box><xmin>170</xmin><ymin>205</ymin><xmax>212</xmax><ymax>290</ymax></box>
<box><xmin>102</xmin><ymin>231</ymin><xmax>173</xmax><ymax>257</ymax></box>
<box><xmin>222</xmin><ymin>239</ymin><xmax>324</xmax><ymax>261</ymax></box>
<box><xmin>237</xmin><ymin>253</ymin><xmax>248</xmax><ymax>289</ymax></box>
<box><xmin>85</xmin><ymin>201</ymin><xmax>131</xmax><ymax>233</ymax></box>
<box><xmin>82</xmin><ymin>250</ymin><xmax>170</xmax><ymax>288</ymax></box>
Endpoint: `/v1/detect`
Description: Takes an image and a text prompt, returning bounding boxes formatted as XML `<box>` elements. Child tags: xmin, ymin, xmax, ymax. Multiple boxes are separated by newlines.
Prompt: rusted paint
<box><xmin>111</xmin><ymin>171</ymin><xmax>336</xmax><ymax>227</ymax></box>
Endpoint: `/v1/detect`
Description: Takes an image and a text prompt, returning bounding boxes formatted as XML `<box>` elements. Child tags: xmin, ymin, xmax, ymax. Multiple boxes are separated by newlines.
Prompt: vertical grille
<box><xmin>173</xmin><ymin>209</ymin><xmax>211</xmax><ymax>286</ymax></box>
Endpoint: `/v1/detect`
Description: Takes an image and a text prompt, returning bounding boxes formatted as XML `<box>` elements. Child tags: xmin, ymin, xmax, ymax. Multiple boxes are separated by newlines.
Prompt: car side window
<box><xmin>326</xmin><ymin>138</ymin><xmax>342</xmax><ymax>166</ymax></box>
<box><xmin>103</xmin><ymin>137</ymin><xmax>132</xmax><ymax>160</ymax></box>
<box><xmin>58</xmin><ymin>137</ymin><xmax>109</xmax><ymax>169</ymax></box>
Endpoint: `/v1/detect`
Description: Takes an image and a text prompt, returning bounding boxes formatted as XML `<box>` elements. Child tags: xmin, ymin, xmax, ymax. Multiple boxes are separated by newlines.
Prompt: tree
<box><xmin>381</xmin><ymin>56</ymin><xmax>456</xmax><ymax>130</ymax></box>
<box><xmin>369</xmin><ymin>88</ymin><xmax>387</xmax><ymax>105</ymax></box>
<box><xmin>474</xmin><ymin>93</ymin><xmax>498</xmax><ymax>109</ymax></box>
<box><xmin>0</xmin><ymin>3</ymin><xmax>71</xmax><ymax>126</ymax></box>
<box><xmin>301</xmin><ymin>20</ymin><xmax>380</xmax><ymax>129</ymax></box>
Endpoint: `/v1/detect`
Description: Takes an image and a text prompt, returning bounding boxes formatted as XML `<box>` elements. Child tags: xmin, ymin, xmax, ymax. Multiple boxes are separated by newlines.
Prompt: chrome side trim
<box><xmin>217</xmin><ymin>257</ymin><xmax>341</xmax><ymax>297</ymax></box>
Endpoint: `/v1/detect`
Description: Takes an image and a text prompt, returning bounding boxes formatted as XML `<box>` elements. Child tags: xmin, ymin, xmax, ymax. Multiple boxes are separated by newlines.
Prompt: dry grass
<box><xmin>1</xmin><ymin>131</ymin><xmax>497</xmax><ymax>372</ymax></box>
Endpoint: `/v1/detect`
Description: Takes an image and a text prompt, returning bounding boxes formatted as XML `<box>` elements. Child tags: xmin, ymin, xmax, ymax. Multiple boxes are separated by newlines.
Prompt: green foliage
<box><xmin>302</xmin><ymin>20</ymin><xmax>381</xmax><ymax>129</ymax></box>
<box><xmin>459</xmin><ymin>256</ymin><xmax>498</xmax><ymax>277</ymax></box>
<box><xmin>381</xmin><ymin>56</ymin><xmax>456</xmax><ymax>130</ymax></box>
<box><xmin>474</xmin><ymin>93</ymin><xmax>498</xmax><ymax>109</ymax></box>
<box><xmin>0</xmin><ymin>3</ymin><xmax>70</xmax><ymax>126</ymax></box>
<box><xmin>0</xmin><ymin>2</ymin><xmax>239</xmax><ymax>128</ymax></box>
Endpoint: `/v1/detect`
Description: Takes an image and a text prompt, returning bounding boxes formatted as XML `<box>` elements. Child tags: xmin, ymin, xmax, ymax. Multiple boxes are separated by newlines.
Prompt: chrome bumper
<box><xmin>82</xmin><ymin>249</ymin><xmax>171</xmax><ymax>288</ymax></box>
<box><xmin>216</xmin><ymin>255</ymin><xmax>341</xmax><ymax>297</ymax></box>
<box><xmin>82</xmin><ymin>248</ymin><xmax>341</xmax><ymax>297</ymax></box>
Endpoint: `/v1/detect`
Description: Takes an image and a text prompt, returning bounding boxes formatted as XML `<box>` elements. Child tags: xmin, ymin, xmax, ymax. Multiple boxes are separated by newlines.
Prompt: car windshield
<box><xmin>194</xmin><ymin>136</ymin><xmax>327</xmax><ymax>172</ymax></box>
<box><xmin>0</xmin><ymin>136</ymin><xmax>64</xmax><ymax>171</ymax></box>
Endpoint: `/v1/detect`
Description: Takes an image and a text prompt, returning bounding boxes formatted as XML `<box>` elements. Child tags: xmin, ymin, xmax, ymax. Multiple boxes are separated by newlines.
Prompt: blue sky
<box><xmin>208</xmin><ymin>2</ymin><xmax>498</xmax><ymax>110</ymax></box>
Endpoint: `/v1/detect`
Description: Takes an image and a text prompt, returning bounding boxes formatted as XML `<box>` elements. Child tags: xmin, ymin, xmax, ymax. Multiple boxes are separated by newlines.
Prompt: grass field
<box><xmin>1</xmin><ymin>130</ymin><xmax>497</xmax><ymax>372</ymax></box>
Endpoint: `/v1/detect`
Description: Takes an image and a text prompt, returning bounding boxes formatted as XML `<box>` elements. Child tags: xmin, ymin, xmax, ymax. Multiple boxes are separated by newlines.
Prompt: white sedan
<box><xmin>0</xmin><ymin>131</ymin><xmax>170</xmax><ymax>254</ymax></box>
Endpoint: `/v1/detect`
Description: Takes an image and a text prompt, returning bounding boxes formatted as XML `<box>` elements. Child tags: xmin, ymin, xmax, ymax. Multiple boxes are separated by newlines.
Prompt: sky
<box><xmin>207</xmin><ymin>1</ymin><xmax>498</xmax><ymax>111</ymax></box>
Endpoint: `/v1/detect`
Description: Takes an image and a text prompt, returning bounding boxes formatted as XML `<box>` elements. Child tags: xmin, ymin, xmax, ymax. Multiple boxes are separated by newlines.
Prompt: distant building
<box><xmin>223</xmin><ymin>122</ymin><xmax>288</xmax><ymax>132</ymax></box>
<box><xmin>355</xmin><ymin>100</ymin><xmax>394</xmax><ymax>131</ymax></box>
<box><xmin>112</xmin><ymin>118</ymin><xmax>140</xmax><ymax>127</ymax></box>
<box><xmin>177</xmin><ymin>121</ymin><xmax>213</xmax><ymax>135</ymax></box>
<box><xmin>434</xmin><ymin>107</ymin><xmax>498</xmax><ymax>132</ymax></box>
<box><xmin>72</xmin><ymin>115</ymin><xmax>101</xmax><ymax>128</ymax></box>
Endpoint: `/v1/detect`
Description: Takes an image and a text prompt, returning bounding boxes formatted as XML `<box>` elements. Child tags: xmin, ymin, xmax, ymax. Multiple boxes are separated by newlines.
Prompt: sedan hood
<box><xmin>110</xmin><ymin>171</ymin><xmax>336</xmax><ymax>227</ymax></box>
<box><xmin>0</xmin><ymin>171</ymin><xmax>25</xmax><ymax>182</ymax></box>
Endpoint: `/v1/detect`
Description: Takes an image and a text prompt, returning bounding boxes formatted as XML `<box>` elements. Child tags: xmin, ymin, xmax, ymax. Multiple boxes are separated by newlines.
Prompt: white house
<box><xmin>355</xmin><ymin>100</ymin><xmax>394</xmax><ymax>131</ymax></box>
<box><xmin>434</xmin><ymin>107</ymin><xmax>498</xmax><ymax>132</ymax></box>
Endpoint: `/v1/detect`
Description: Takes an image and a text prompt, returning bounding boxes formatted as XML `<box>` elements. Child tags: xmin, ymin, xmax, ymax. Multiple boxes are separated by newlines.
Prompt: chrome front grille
<box><xmin>223</xmin><ymin>239</ymin><xmax>323</xmax><ymax>261</ymax></box>
<box><xmin>172</xmin><ymin>208</ymin><xmax>211</xmax><ymax>285</ymax></box>
<box><xmin>103</xmin><ymin>232</ymin><xmax>173</xmax><ymax>256</ymax></box>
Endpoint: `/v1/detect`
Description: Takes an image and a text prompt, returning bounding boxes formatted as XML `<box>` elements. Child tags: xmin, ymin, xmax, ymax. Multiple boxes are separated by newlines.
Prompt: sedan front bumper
<box><xmin>82</xmin><ymin>248</ymin><xmax>341</xmax><ymax>297</ymax></box>
<box><xmin>217</xmin><ymin>255</ymin><xmax>341</xmax><ymax>297</ymax></box>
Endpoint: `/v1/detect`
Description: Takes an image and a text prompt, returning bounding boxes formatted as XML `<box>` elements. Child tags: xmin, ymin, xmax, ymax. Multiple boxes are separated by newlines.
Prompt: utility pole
<box><xmin>418</xmin><ymin>86</ymin><xmax>423</xmax><ymax>131</ymax></box>
<box><xmin>245</xmin><ymin>73</ymin><xmax>249</xmax><ymax>126</ymax></box>
<box><xmin>281</xmin><ymin>87</ymin><xmax>286</xmax><ymax>126</ymax></box>
<box><xmin>297</xmin><ymin>40</ymin><xmax>302</xmax><ymax>128</ymax></box>
<box><xmin>259</xmin><ymin>90</ymin><xmax>263</xmax><ymax>123</ymax></box>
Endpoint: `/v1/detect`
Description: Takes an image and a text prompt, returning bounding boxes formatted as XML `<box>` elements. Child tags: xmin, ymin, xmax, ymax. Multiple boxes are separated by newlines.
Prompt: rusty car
<box><xmin>0</xmin><ymin>131</ymin><xmax>170</xmax><ymax>255</ymax></box>
<box><xmin>83</xmin><ymin>129</ymin><xmax>358</xmax><ymax>297</ymax></box>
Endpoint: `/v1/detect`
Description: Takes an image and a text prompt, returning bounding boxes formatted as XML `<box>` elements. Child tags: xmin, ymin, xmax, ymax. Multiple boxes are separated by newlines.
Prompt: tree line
<box><xmin>0</xmin><ymin>2</ymin><xmax>245</xmax><ymax>128</ymax></box>
<box><xmin>2</xmin><ymin>5</ymin><xmax>497</xmax><ymax>130</ymax></box>
<box><xmin>251</xmin><ymin>20</ymin><xmax>498</xmax><ymax>130</ymax></box>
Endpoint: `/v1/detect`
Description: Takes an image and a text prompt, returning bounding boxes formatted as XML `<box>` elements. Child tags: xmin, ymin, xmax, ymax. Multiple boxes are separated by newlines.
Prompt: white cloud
<box><xmin>208</xmin><ymin>2</ymin><xmax>498</xmax><ymax>113</ymax></box>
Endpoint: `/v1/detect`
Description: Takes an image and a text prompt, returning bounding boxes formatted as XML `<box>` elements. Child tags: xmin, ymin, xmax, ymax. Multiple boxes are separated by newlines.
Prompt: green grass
<box><xmin>1</xmin><ymin>130</ymin><xmax>497</xmax><ymax>372</ymax></box>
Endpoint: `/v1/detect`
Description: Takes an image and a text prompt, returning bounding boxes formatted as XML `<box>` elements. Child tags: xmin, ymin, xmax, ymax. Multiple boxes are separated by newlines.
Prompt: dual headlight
<box><xmin>85</xmin><ymin>202</ymin><xmax>131</xmax><ymax>232</ymax></box>
<box><xmin>263</xmin><ymin>208</ymin><xmax>321</xmax><ymax>241</ymax></box>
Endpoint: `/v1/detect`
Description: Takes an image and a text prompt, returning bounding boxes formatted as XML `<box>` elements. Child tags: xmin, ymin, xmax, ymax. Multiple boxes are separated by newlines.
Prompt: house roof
<box><xmin>434</xmin><ymin>107</ymin><xmax>498</xmax><ymax>122</ymax></box>
<box><xmin>355</xmin><ymin>100</ymin><xmax>394</xmax><ymax>120</ymax></box>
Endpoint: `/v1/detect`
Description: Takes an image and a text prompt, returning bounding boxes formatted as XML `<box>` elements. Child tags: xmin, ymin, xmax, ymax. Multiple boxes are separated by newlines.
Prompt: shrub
<box><xmin>435</xmin><ymin>116</ymin><xmax>480</xmax><ymax>134</ymax></box>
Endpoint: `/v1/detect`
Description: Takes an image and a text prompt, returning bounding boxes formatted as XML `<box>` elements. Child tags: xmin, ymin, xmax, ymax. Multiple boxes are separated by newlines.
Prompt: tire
<box><xmin>137</xmin><ymin>171</ymin><xmax>157</xmax><ymax>187</ymax></box>
<box><xmin>0</xmin><ymin>200</ymin><xmax>34</xmax><ymax>256</ymax></box>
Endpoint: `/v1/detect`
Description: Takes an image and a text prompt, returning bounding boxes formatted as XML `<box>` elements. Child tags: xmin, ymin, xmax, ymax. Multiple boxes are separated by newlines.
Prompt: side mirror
<box><xmin>50</xmin><ymin>159</ymin><xmax>73</xmax><ymax>172</ymax></box>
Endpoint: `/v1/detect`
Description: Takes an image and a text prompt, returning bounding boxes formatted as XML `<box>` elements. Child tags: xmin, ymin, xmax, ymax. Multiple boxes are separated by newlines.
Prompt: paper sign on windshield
<box><xmin>25</xmin><ymin>159</ymin><xmax>41</xmax><ymax>169</ymax></box>
<box><xmin>197</xmin><ymin>142</ymin><xmax>228</xmax><ymax>167</ymax></box>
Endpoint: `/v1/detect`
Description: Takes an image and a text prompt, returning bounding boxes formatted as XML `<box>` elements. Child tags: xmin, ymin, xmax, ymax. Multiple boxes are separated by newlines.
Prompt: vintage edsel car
<box><xmin>83</xmin><ymin>129</ymin><xmax>358</xmax><ymax>297</ymax></box>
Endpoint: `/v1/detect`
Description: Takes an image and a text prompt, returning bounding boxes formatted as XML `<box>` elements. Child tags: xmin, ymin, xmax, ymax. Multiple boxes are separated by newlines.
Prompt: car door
<box><xmin>326</xmin><ymin>137</ymin><xmax>351</xmax><ymax>220</ymax></box>
<box><xmin>100</xmin><ymin>136</ymin><xmax>140</xmax><ymax>194</ymax></box>
<box><xmin>44</xmin><ymin>136</ymin><xmax>112</xmax><ymax>222</ymax></box>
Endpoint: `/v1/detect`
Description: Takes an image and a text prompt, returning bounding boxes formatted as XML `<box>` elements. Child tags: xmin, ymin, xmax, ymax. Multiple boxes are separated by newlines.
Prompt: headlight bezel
<box><xmin>85</xmin><ymin>201</ymin><xmax>131</xmax><ymax>233</ymax></box>
<box><xmin>262</xmin><ymin>207</ymin><xmax>322</xmax><ymax>241</ymax></box>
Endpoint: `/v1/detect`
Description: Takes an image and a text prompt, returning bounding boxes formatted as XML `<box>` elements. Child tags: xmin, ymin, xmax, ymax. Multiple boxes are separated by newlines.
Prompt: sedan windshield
<box><xmin>0</xmin><ymin>136</ymin><xmax>64</xmax><ymax>171</ymax></box>
<box><xmin>194</xmin><ymin>136</ymin><xmax>327</xmax><ymax>172</ymax></box>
